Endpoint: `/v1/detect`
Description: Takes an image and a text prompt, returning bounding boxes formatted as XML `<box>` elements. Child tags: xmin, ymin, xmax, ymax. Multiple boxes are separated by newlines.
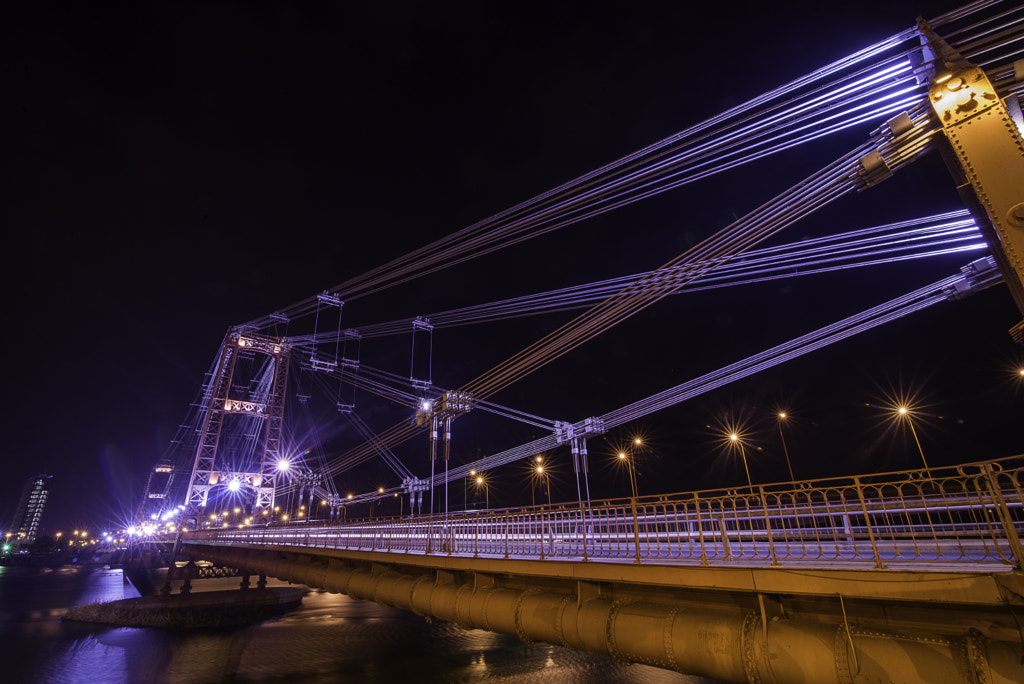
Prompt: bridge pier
<box><xmin>184</xmin><ymin>544</ymin><xmax>1024</xmax><ymax>684</ymax></box>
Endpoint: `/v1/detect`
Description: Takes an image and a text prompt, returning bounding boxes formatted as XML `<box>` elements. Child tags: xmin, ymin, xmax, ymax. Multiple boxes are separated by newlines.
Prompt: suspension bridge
<box><xmin>134</xmin><ymin>2</ymin><xmax>1024</xmax><ymax>682</ymax></box>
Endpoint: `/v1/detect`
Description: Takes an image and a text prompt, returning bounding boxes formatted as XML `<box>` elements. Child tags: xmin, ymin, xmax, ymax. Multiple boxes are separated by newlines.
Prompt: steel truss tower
<box><xmin>183</xmin><ymin>330</ymin><xmax>290</xmax><ymax>525</ymax></box>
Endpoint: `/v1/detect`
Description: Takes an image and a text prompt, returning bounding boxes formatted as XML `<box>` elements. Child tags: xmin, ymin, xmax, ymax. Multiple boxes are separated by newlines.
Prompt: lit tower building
<box><xmin>14</xmin><ymin>474</ymin><xmax>52</xmax><ymax>544</ymax></box>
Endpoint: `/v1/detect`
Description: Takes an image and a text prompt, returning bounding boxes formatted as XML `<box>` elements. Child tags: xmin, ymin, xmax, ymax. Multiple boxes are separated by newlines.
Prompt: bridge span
<box><xmin>180</xmin><ymin>456</ymin><xmax>1024</xmax><ymax>684</ymax></box>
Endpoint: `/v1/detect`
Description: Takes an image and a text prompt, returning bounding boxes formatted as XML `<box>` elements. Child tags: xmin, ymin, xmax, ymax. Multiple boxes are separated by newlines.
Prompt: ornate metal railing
<box><xmin>185</xmin><ymin>456</ymin><xmax>1024</xmax><ymax>570</ymax></box>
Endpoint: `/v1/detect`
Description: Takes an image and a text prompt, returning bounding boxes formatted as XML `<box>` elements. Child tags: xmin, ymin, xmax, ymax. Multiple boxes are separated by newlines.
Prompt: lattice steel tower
<box><xmin>183</xmin><ymin>330</ymin><xmax>290</xmax><ymax>526</ymax></box>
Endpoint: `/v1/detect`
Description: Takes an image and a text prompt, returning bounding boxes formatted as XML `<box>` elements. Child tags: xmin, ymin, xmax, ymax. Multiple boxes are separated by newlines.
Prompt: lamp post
<box><xmin>730</xmin><ymin>433</ymin><xmax>754</xmax><ymax>490</ymax></box>
<box><xmin>465</xmin><ymin>469</ymin><xmax>476</xmax><ymax>510</ymax></box>
<box><xmin>777</xmin><ymin>412</ymin><xmax>796</xmax><ymax>482</ymax></box>
<box><xmin>476</xmin><ymin>475</ymin><xmax>489</xmax><ymax>509</ymax></box>
<box><xmin>618</xmin><ymin>450</ymin><xmax>638</xmax><ymax>500</ymax></box>
<box><xmin>896</xmin><ymin>406</ymin><xmax>930</xmax><ymax>474</ymax></box>
<box><xmin>536</xmin><ymin>465</ymin><xmax>551</xmax><ymax>507</ymax></box>
<box><xmin>532</xmin><ymin>456</ymin><xmax>543</xmax><ymax>506</ymax></box>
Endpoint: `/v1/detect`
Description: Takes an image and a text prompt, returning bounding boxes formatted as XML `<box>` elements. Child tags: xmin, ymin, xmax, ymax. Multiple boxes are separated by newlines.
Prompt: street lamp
<box><xmin>536</xmin><ymin>465</ymin><xmax>551</xmax><ymax>507</ymax></box>
<box><xmin>895</xmin><ymin>406</ymin><xmax>930</xmax><ymax>474</ymax></box>
<box><xmin>777</xmin><ymin>412</ymin><xmax>796</xmax><ymax>482</ymax></box>
<box><xmin>475</xmin><ymin>475</ymin><xmax>489</xmax><ymax>509</ymax></box>
<box><xmin>370</xmin><ymin>487</ymin><xmax>384</xmax><ymax>519</ymax></box>
<box><xmin>465</xmin><ymin>469</ymin><xmax>476</xmax><ymax>510</ymax></box>
<box><xmin>531</xmin><ymin>456</ymin><xmax>544</xmax><ymax>506</ymax></box>
<box><xmin>729</xmin><ymin>433</ymin><xmax>754</xmax><ymax>490</ymax></box>
<box><xmin>618</xmin><ymin>451</ymin><xmax>638</xmax><ymax>500</ymax></box>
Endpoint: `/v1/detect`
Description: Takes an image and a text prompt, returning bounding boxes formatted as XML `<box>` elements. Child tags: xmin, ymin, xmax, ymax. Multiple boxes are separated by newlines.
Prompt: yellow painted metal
<box><xmin>926</xmin><ymin>40</ymin><xmax>1024</xmax><ymax>322</ymax></box>
<box><xmin>187</xmin><ymin>544</ymin><xmax>1024</xmax><ymax>684</ymax></box>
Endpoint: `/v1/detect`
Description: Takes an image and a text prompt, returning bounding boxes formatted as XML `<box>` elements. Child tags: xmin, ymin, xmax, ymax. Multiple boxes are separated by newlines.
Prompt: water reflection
<box><xmin>1</xmin><ymin>569</ymin><xmax>720</xmax><ymax>683</ymax></box>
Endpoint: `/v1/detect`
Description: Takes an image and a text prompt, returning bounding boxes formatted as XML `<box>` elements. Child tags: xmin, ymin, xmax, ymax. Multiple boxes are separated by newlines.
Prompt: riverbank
<box><xmin>62</xmin><ymin>586</ymin><xmax>306</xmax><ymax>628</ymax></box>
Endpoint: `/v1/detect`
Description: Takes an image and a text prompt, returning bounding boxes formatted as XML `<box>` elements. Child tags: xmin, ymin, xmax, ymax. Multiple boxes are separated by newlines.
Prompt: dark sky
<box><xmin>5</xmin><ymin>1</ymin><xmax>1022</xmax><ymax>534</ymax></box>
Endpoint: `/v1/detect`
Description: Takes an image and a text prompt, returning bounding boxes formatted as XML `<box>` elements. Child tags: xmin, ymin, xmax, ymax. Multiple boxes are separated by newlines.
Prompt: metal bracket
<box><xmin>943</xmin><ymin>256</ymin><xmax>1002</xmax><ymax>300</ymax></box>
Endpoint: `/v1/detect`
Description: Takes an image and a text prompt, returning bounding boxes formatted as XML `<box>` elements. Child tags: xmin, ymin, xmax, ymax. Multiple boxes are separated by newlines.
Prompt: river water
<box><xmin>0</xmin><ymin>565</ymin><xmax>720</xmax><ymax>684</ymax></box>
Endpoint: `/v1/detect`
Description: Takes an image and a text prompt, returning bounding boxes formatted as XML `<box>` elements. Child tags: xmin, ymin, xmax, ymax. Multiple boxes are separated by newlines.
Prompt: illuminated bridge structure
<box><xmin>148</xmin><ymin>2</ymin><xmax>1024</xmax><ymax>682</ymax></box>
<box><xmin>181</xmin><ymin>456</ymin><xmax>1024</xmax><ymax>684</ymax></box>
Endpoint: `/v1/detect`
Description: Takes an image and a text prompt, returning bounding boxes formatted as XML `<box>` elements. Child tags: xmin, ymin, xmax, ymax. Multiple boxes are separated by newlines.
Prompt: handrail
<box><xmin>184</xmin><ymin>456</ymin><xmax>1024</xmax><ymax>570</ymax></box>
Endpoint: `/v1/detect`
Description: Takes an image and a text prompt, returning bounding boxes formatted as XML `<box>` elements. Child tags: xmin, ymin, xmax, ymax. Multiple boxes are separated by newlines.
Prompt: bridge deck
<box><xmin>185</xmin><ymin>458</ymin><xmax>1024</xmax><ymax>596</ymax></box>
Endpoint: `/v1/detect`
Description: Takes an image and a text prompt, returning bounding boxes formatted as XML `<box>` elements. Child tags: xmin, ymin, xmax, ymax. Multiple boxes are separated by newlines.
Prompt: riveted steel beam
<box><xmin>921</xmin><ymin>21</ymin><xmax>1024</xmax><ymax>341</ymax></box>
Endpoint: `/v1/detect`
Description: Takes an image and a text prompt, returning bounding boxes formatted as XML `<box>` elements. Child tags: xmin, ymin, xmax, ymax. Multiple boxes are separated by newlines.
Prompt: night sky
<box><xmin>6</xmin><ymin>1</ymin><xmax>1022</xmax><ymax>535</ymax></box>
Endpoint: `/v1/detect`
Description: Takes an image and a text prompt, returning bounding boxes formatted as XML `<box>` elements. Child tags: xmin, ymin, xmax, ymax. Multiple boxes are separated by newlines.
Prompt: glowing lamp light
<box><xmin>228</xmin><ymin>479</ymin><xmax>242</xmax><ymax>492</ymax></box>
<box><xmin>276</xmin><ymin>459</ymin><xmax>291</xmax><ymax>471</ymax></box>
<box><xmin>898</xmin><ymin>407</ymin><xmax>908</xmax><ymax>415</ymax></box>
<box><xmin>421</xmin><ymin>400</ymin><xmax>432</xmax><ymax>412</ymax></box>
<box><xmin>730</xmin><ymin>433</ymin><xmax>739</xmax><ymax>441</ymax></box>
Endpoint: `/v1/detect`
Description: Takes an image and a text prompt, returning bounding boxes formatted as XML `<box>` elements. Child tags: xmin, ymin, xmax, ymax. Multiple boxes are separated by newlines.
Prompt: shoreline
<box><xmin>62</xmin><ymin>586</ymin><xmax>306</xmax><ymax>629</ymax></box>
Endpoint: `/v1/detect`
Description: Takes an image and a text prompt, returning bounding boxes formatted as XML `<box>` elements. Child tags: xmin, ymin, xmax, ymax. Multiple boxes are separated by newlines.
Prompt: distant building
<box><xmin>14</xmin><ymin>475</ymin><xmax>52</xmax><ymax>544</ymax></box>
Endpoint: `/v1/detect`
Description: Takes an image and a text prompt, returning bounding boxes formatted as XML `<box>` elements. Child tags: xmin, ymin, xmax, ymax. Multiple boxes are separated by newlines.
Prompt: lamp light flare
<box><xmin>276</xmin><ymin>459</ymin><xmax>290</xmax><ymax>471</ymax></box>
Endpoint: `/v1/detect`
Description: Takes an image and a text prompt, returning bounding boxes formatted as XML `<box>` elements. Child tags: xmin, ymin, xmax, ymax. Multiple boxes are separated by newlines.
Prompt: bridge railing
<box><xmin>185</xmin><ymin>455</ymin><xmax>1024</xmax><ymax>569</ymax></box>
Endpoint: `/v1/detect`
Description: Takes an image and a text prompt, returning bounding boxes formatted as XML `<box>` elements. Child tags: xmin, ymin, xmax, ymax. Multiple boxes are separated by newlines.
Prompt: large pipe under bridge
<box><xmin>181</xmin><ymin>456</ymin><xmax>1024</xmax><ymax>684</ymax></box>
